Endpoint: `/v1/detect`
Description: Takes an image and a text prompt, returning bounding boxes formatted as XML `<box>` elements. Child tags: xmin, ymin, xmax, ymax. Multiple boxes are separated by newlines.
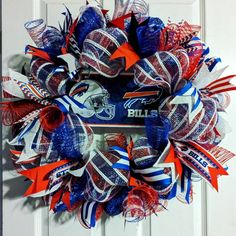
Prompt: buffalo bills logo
<box><xmin>123</xmin><ymin>86</ymin><xmax>163</xmax><ymax>109</ymax></box>
<box><xmin>70</xmin><ymin>83</ymin><xmax>89</xmax><ymax>97</ymax></box>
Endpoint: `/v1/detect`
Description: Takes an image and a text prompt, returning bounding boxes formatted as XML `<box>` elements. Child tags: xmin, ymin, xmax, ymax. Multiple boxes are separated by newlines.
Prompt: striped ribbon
<box><xmin>133</xmin><ymin>167</ymin><xmax>172</xmax><ymax>187</ymax></box>
<box><xmin>174</xmin><ymin>141</ymin><xmax>228</xmax><ymax>191</ymax></box>
<box><xmin>192</xmin><ymin>37</ymin><xmax>222</xmax><ymax>72</ymax></box>
<box><xmin>88</xmin><ymin>148</ymin><xmax>129</xmax><ymax>186</ymax></box>
<box><xmin>48</xmin><ymin>161</ymin><xmax>79</xmax><ymax>191</ymax></box>
<box><xmin>185</xmin><ymin>37</ymin><xmax>203</xmax><ymax>56</ymax></box>
<box><xmin>19</xmin><ymin>160</ymin><xmax>70</xmax><ymax>198</ymax></box>
<box><xmin>6</xmin><ymin>69</ymin><xmax>50</xmax><ymax>104</ymax></box>
<box><xmin>58</xmin><ymin>53</ymin><xmax>80</xmax><ymax>81</ymax></box>
<box><xmin>17</xmin><ymin>81</ymin><xmax>51</xmax><ymax>105</ymax></box>
<box><xmin>159</xmin><ymin>167</ymin><xmax>192</xmax><ymax>203</ymax></box>
<box><xmin>112</xmin><ymin>0</ymin><xmax>149</xmax><ymax>20</ymax></box>
<box><xmin>205</xmin><ymin>75</ymin><xmax>236</xmax><ymax>95</ymax></box>
<box><xmin>170</xmin><ymin>82</ymin><xmax>203</xmax><ymax>122</ymax></box>
<box><xmin>79</xmin><ymin>201</ymin><xmax>100</xmax><ymax>228</ymax></box>
<box><xmin>111</xmin><ymin>146</ymin><xmax>130</xmax><ymax>171</ymax></box>
<box><xmin>133</xmin><ymin>49</ymin><xmax>188</xmax><ymax>93</ymax></box>
<box><xmin>68</xmin><ymin>34</ymin><xmax>81</xmax><ymax>57</ymax></box>
<box><xmin>80</xmin><ymin>28</ymin><xmax>128</xmax><ymax>78</ymax></box>
<box><xmin>81</xmin><ymin>148</ymin><xmax>130</xmax><ymax>202</ymax></box>
<box><xmin>54</xmin><ymin>95</ymin><xmax>86</xmax><ymax>114</ymax></box>
<box><xmin>178</xmin><ymin>166</ymin><xmax>192</xmax><ymax>204</ymax></box>
<box><xmin>8</xmin><ymin>119</ymin><xmax>41</xmax><ymax>163</ymax></box>
<box><xmin>205</xmin><ymin>57</ymin><xmax>221</xmax><ymax>72</ymax></box>
<box><xmin>132</xmin><ymin>140</ymin><xmax>176</xmax><ymax>191</ymax></box>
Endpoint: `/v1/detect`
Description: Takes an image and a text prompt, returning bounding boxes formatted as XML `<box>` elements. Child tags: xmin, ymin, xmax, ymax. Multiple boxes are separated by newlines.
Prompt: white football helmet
<box><xmin>69</xmin><ymin>80</ymin><xmax>115</xmax><ymax>121</ymax></box>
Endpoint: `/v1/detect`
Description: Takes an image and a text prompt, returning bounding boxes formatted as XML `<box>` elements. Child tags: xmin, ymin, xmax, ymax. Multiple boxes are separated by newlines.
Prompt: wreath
<box><xmin>2</xmin><ymin>0</ymin><xmax>236</xmax><ymax>228</ymax></box>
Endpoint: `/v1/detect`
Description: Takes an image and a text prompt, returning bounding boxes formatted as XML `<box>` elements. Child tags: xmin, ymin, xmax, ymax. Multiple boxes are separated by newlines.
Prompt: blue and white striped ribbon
<box><xmin>54</xmin><ymin>67</ymin><xmax>79</xmax><ymax>81</ymax></box>
<box><xmin>80</xmin><ymin>201</ymin><xmax>99</xmax><ymax>228</ymax></box>
<box><xmin>8</xmin><ymin>119</ymin><xmax>41</xmax><ymax>163</ymax></box>
<box><xmin>180</xmin><ymin>167</ymin><xmax>192</xmax><ymax>203</ymax></box>
<box><xmin>58</xmin><ymin>54</ymin><xmax>80</xmax><ymax>81</ymax></box>
<box><xmin>132</xmin><ymin>166</ymin><xmax>172</xmax><ymax>186</ymax></box>
<box><xmin>68</xmin><ymin>70</ymin><xmax>79</xmax><ymax>81</ymax></box>
<box><xmin>111</xmin><ymin>146</ymin><xmax>130</xmax><ymax>171</ymax></box>
<box><xmin>171</xmin><ymin>82</ymin><xmax>203</xmax><ymax>122</ymax></box>
<box><xmin>54</xmin><ymin>95</ymin><xmax>86</xmax><ymax>114</ymax></box>
<box><xmin>205</xmin><ymin>57</ymin><xmax>222</xmax><ymax>72</ymax></box>
<box><xmin>160</xmin><ymin>165</ymin><xmax>192</xmax><ymax>203</ymax></box>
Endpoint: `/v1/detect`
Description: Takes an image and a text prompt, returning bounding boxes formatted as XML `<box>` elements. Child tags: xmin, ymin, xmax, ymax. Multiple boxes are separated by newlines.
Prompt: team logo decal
<box><xmin>69</xmin><ymin>80</ymin><xmax>116</xmax><ymax>121</ymax></box>
<box><xmin>123</xmin><ymin>86</ymin><xmax>163</xmax><ymax>118</ymax></box>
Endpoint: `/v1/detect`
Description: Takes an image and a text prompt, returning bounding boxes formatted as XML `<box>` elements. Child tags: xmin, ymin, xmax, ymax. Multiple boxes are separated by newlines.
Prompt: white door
<box><xmin>2</xmin><ymin>1</ymin><xmax>236</xmax><ymax>236</ymax></box>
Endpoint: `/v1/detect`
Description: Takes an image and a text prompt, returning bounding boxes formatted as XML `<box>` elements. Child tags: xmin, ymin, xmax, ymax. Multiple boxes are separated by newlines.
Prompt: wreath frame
<box><xmin>2</xmin><ymin>0</ymin><xmax>236</xmax><ymax>229</ymax></box>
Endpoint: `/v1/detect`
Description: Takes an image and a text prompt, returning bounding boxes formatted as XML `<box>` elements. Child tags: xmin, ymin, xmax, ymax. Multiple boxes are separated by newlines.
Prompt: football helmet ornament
<box><xmin>69</xmin><ymin>80</ymin><xmax>115</xmax><ymax>121</ymax></box>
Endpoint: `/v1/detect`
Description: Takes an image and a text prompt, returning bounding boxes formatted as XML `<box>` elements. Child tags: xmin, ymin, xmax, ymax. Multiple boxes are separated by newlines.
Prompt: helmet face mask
<box><xmin>85</xmin><ymin>93</ymin><xmax>115</xmax><ymax>121</ymax></box>
<box><xmin>87</xmin><ymin>94</ymin><xmax>107</xmax><ymax>113</ymax></box>
<box><xmin>70</xmin><ymin>80</ymin><xmax>116</xmax><ymax>121</ymax></box>
<box><xmin>95</xmin><ymin>103</ymin><xmax>116</xmax><ymax>121</ymax></box>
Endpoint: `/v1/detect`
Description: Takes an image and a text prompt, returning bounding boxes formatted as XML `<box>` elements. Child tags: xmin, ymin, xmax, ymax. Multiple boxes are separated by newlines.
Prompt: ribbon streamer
<box><xmin>174</xmin><ymin>141</ymin><xmax>228</xmax><ymax>191</ymax></box>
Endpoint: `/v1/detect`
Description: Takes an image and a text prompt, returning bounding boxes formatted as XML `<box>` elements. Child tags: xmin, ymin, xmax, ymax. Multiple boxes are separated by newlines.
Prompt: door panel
<box><xmin>49</xmin><ymin>212</ymin><xmax>92</xmax><ymax>236</ymax></box>
<box><xmin>2</xmin><ymin>0</ymin><xmax>34</xmax><ymax>73</ymax></box>
<box><xmin>2</xmin><ymin>1</ymin><xmax>35</xmax><ymax>236</ymax></box>
<box><xmin>149</xmin><ymin>1</ymin><xmax>199</xmax><ymax>23</ymax></box>
<box><xmin>205</xmin><ymin>1</ymin><xmax>236</xmax><ymax>236</ymax></box>
<box><xmin>46</xmin><ymin>0</ymin><xmax>87</xmax><ymax>25</ymax></box>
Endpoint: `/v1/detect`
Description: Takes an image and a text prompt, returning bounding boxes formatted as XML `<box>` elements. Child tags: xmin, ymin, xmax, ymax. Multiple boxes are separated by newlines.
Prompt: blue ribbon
<box><xmin>17</xmin><ymin>119</ymin><xmax>38</xmax><ymax>143</ymax></box>
<box><xmin>75</xmin><ymin>7</ymin><xmax>105</xmax><ymax>50</ymax></box>
<box><xmin>174</xmin><ymin>82</ymin><xmax>192</xmax><ymax>96</ymax></box>
<box><xmin>111</xmin><ymin>146</ymin><xmax>130</xmax><ymax>171</ymax></box>
<box><xmin>145</xmin><ymin>111</ymin><xmax>171</xmax><ymax>150</ymax></box>
<box><xmin>82</xmin><ymin>201</ymin><xmax>99</xmax><ymax>228</ymax></box>
<box><xmin>205</xmin><ymin>57</ymin><xmax>222</xmax><ymax>72</ymax></box>
<box><xmin>159</xmin><ymin>182</ymin><xmax>178</xmax><ymax>200</ymax></box>
<box><xmin>54</xmin><ymin>95</ymin><xmax>86</xmax><ymax>114</ymax></box>
<box><xmin>136</xmin><ymin>17</ymin><xmax>164</xmax><ymax>58</ymax></box>
<box><xmin>181</xmin><ymin>166</ymin><xmax>192</xmax><ymax>204</ymax></box>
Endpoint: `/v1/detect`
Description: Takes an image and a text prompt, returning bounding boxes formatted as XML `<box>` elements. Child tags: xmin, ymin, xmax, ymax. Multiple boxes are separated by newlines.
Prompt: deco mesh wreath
<box><xmin>2</xmin><ymin>0</ymin><xmax>236</xmax><ymax>229</ymax></box>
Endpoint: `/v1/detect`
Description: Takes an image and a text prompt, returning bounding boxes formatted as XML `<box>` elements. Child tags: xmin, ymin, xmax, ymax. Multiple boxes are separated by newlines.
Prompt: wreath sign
<box><xmin>2</xmin><ymin>0</ymin><xmax>236</xmax><ymax>229</ymax></box>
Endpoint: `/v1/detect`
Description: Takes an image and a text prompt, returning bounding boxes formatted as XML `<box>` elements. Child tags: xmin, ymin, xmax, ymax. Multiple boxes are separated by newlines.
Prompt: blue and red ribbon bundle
<box><xmin>2</xmin><ymin>0</ymin><xmax>236</xmax><ymax>229</ymax></box>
